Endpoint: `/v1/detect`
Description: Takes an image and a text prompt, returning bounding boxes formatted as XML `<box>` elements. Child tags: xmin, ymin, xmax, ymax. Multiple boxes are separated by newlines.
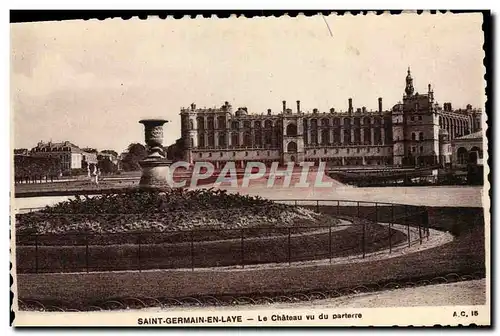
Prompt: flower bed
<box><xmin>16</xmin><ymin>188</ymin><xmax>341</xmax><ymax>243</ymax></box>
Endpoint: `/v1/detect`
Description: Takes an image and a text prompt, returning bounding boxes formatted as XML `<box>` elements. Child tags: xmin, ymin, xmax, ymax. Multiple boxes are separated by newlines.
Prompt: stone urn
<box><xmin>138</xmin><ymin>119</ymin><xmax>172</xmax><ymax>189</ymax></box>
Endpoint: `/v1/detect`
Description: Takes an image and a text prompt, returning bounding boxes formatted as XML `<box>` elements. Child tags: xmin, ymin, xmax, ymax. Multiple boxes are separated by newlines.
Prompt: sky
<box><xmin>11</xmin><ymin>12</ymin><xmax>485</xmax><ymax>153</ymax></box>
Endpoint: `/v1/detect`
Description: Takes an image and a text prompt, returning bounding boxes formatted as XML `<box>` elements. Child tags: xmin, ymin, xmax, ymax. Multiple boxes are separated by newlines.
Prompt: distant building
<box><xmin>98</xmin><ymin>150</ymin><xmax>119</xmax><ymax>165</ymax></box>
<box><xmin>14</xmin><ymin>148</ymin><xmax>29</xmax><ymax>156</ymax></box>
<box><xmin>30</xmin><ymin>140</ymin><xmax>85</xmax><ymax>174</ymax></box>
<box><xmin>452</xmin><ymin>131</ymin><xmax>484</xmax><ymax>167</ymax></box>
<box><xmin>178</xmin><ymin>68</ymin><xmax>483</xmax><ymax>168</ymax></box>
<box><xmin>81</xmin><ymin>148</ymin><xmax>99</xmax><ymax>165</ymax></box>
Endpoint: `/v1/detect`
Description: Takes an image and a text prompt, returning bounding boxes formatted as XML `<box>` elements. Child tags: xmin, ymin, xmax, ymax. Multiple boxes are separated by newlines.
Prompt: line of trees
<box><xmin>14</xmin><ymin>156</ymin><xmax>61</xmax><ymax>183</ymax></box>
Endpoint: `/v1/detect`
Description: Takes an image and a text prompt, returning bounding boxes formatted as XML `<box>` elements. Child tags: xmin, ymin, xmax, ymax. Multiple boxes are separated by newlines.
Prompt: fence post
<box><xmin>329</xmin><ymin>225</ymin><xmax>332</xmax><ymax>263</ymax></box>
<box><xmin>389</xmin><ymin>205</ymin><xmax>394</xmax><ymax>254</ymax></box>
<box><xmin>294</xmin><ymin>200</ymin><xmax>298</xmax><ymax>207</ymax></box>
<box><xmin>288</xmin><ymin>228</ymin><xmax>291</xmax><ymax>265</ymax></box>
<box><xmin>362</xmin><ymin>219</ymin><xmax>366</xmax><ymax>258</ymax></box>
<box><xmin>137</xmin><ymin>234</ymin><xmax>141</xmax><ymax>272</ymax></box>
<box><xmin>418</xmin><ymin>207</ymin><xmax>423</xmax><ymax>245</ymax></box>
<box><xmin>425</xmin><ymin>207</ymin><xmax>430</xmax><ymax>240</ymax></box>
<box><xmin>85</xmin><ymin>233</ymin><xmax>89</xmax><ymax>273</ymax></box>
<box><xmin>34</xmin><ymin>234</ymin><xmax>39</xmax><ymax>274</ymax></box>
<box><xmin>316</xmin><ymin>200</ymin><xmax>320</xmax><ymax>213</ymax></box>
<box><xmin>406</xmin><ymin>205</ymin><xmax>410</xmax><ymax>247</ymax></box>
<box><xmin>241</xmin><ymin>229</ymin><xmax>245</xmax><ymax>268</ymax></box>
<box><xmin>190</xmin><ymin>230</ymin><xmax>194</xmax><ymax>271</ymax></box>
<box><xmin>337</xmin><ymin>200</ymin><xmax>340</xmax><ymax>215</ymax></box>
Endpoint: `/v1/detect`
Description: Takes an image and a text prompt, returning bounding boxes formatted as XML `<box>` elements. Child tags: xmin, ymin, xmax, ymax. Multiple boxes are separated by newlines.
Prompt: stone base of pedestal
<box><xmin>138</xmin><ymin>158</ymin><xmax>172</xmax><ymax>189</ymax></box>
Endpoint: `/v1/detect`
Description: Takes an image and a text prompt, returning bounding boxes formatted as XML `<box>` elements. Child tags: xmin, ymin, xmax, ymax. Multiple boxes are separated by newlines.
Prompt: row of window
<box><xmin>309</xmin><ymin>147</ymin><xmax>385</xmax><ymax>155</ymax></box>
<box><xmin>409</xmin><ymin>116</ymin><xmax>423</xmax><ymax>122</ymax></box>
<box><xmin>200</xmin><ymin>151</ymin><xmax>273</xmax><ymax>158</ymax></box>
<box><xmin>32</xmin><ymin>147</ymin><xmax>72</xmax><ymax>152</ymax></box>
<box><xmin>187</xmin><ymin>116</ymin><xmax>391</xmax><ymax>130</ymax></box>
<box><xmin>411</xmin><ymin>146</ymin><xmax>425</xmax><ymax>153</ymax></box>
<box><xmin>189</xmin><ymin>119</ymin><xmax>389</xmax><ymax>130</ymax></box>
<box><xmin>197</xmin><ymin>147</ymin><xmax>387</xmax><ymax>158</ymax></box>
<box><xmin>411</xmin><ymin>132</ymin><xmax>425</xmax><ymax>141</ymax></box>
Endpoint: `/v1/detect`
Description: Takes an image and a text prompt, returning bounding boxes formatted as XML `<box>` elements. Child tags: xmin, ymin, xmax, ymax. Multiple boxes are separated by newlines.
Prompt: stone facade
<box><xmin>179</xmin><ymin>69</ymin><xmax>483</xmax><ymax>168</ymax></box>
<box><xmin>30</xmin><ymin>141</ymin><xmax>84</xmax><ymax>173</ymax></box>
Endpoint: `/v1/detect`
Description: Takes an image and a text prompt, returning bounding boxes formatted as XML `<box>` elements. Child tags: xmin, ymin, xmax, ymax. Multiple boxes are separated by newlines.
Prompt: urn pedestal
<box><xmin>138</xmin><ymin>119</ymin><xmax>172</xmax><ymax>189</ymax></box>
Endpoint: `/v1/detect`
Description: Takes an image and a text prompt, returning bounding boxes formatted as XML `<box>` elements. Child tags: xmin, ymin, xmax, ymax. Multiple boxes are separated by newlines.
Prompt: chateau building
<box><xmin>30</xmin><ymin>141</ymin><xmax>85</xmax><ymax>174</ymax></box>
<box><xmin>179</xmin><ymin>69</ymin><xmax>483</xmax><ymax>168</ymax></box>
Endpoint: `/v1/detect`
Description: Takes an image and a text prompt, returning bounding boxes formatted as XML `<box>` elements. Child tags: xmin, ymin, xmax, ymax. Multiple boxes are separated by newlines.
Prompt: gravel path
<box><xmin>135</xmin><ymin>280</ymin><xmax>486</xmax><ymax>313</ymax></box>
<box><xmin>258</xmin><ymin>279</ymin><xmax>487</xmax><ymax>308</ymax></box>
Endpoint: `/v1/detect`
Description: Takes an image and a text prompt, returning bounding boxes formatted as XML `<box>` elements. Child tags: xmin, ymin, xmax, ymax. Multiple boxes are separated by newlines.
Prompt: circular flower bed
<box><xmin>16</xmin><ymin>188</ymin><xmax>340</xmax><ymax>236</ymax></box>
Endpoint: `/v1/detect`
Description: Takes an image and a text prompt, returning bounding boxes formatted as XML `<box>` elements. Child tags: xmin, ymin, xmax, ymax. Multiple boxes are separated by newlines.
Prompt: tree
<box><xmin>166</xmin><ymin>138</ymin><xmax>185</xmax><ymax>161</ymax></box>
<box><xmin>121</xmin><ymin>143</ymin><xmax>147</xmax><ymax>171</ymax></box>
<box><xmin>98</xmin><ymin>157</ymin><xmax>117</xmax><ymax>174</ymax></box>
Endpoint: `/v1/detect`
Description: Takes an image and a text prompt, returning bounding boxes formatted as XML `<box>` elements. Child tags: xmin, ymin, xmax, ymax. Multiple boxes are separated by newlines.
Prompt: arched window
<box><xmin>457</xmin><ymin>147</ymin><xmax>468</xmax><ymax>164</ymax></box>
<box><xmin>231</xmin><ymin>121</ymin><xmax>239</xmax><ymax>129</ymax></box>
<box><xmin>218</xmin><ymin>133</ymin><xmax>226</xmax><ymax>147</ymax></box>
<box><xmin>411</xmin><ymin>133</ymin><xmax>416</xmax><ymax>141</ymax></box>
<box><xmin>231</xmin><ymin>133</ymin><xmax>239</xmax><ymax>147</ymax></box>
<box><xmin>264</xmin><ymin>131</ymin><xmax>272</xmax><ymax>147</ymax></box>
<box><xmin>189</xmin><ymin>120</ymin><xmax>194</xmax><ymax>130</ymax></box>
<box><xmin>244</xmin><ymin>132</ymin><xmax>252</xmax><ymax>147</ymax></box>
<box><xmin>197</xmin><ymin>117</ymin><xmax>205</xmax><ymax>130</ymax></box>
<box><xmin>217</xmin><ymin>116</ymin><xmax>226</xmax><ymax>129</ymax></box>
<box><xmin>287</xmin><ymin>141</ymin><xmax>297</xmax><ymax>153</ymax></box>
<box><xmin>254</xmin><ymin>130</ymin><xmax>262</xmax><ymax>147</ymax></box>
<box><xmin>470</xmin><ymin>146</ymin><xmax>483</xmax><ymax>159</ymax></box>
<box><xmin>286</xmin><ymin>123</ymin><xmax>297</xmax><ymax>136</ymax></box>
<box><xmin>198</xmin><ymin>134</ymin><xmax>205</xmax><ymax>148</ymax></box>
<box><xmin>207</xmin><ymin>133</ymin><xmax>215</xmax><ymax>147</ymax></box>
<box><xmin>419</xmin><ymin>132</ymin><xmax>424</xmax><ymax>141</ymax></box>
<box><xmin>310</xmin><ymin>119</ymin><xmax>318</xmax><ymax>129</ymax></box>
<box><xmin>343</xmin><ymin>129</ymin><xmax>351</xmax><ymax>144</ymax></box>
<box><xmin>207</xmin><ymin>117</ymin><xmax>214</xmax><ymax>130</ymax></box>
<box><xmin>322</xmin><ymin>129</ymin><xmax>329</xmax><ymax>145</ymax></box>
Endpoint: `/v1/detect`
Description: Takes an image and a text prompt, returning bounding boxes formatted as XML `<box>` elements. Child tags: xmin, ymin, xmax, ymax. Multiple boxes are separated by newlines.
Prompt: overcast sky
<box><xmin>11</xmin><ymin>12</ymin><xmax>485</xmax><ymax>153</ymax></box>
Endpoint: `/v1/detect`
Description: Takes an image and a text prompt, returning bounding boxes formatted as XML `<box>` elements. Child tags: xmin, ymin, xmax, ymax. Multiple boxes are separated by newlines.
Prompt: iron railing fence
<box><xmin>15</xmin><ymin>200</ymin><xmax>430</xmax><ymax>274</ymax></box>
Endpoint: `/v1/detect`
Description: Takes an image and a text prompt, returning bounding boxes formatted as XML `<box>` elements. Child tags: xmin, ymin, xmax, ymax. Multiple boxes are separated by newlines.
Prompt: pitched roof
<box><xmin>455</xmin><ymin>131</ymin><xmax>483</xmax><ymax>140</ymax></box>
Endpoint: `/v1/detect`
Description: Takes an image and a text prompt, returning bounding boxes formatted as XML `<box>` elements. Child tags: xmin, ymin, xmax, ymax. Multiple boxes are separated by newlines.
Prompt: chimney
<box><xmin>313</xmin><ymin>108</ymin><xmax>318</xmax><ymax>113</ymax></box>
<box><xmin>282</xmin><ymin>100</ymin><xmax>286</xmax><ymax>113</ymax></box>
<box><xmin>378</xmin><ymin>97</ymin><xmax>382</xmax><ymax>112</ymax></box>
<box><xmin>330</xmin><ymin>108</ymin><xmax>335</xmax><ymax>113</ymax></box>
<box><xmin>191</xmin><ymin>103</ymin><xmax>196</xmax><ymax>110</ymax></box>
<box><xmin>267</xmin><ymin>108</ymin><xmax>272</xmax><ymax>115</ymax></box>
<box><xmin>296</xmin><ymin>100</ymin><xmax>301</xmax><ymax>113</ymax></box>
<box><xmin>362</xmin><ymin>107</ymin><xmax>366</xmax><ymax>113</ymax></box>
<box><xmin>348</xmin><ymin>98</ymin><xmax>353</xmax><ymax>113</ymax></box>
